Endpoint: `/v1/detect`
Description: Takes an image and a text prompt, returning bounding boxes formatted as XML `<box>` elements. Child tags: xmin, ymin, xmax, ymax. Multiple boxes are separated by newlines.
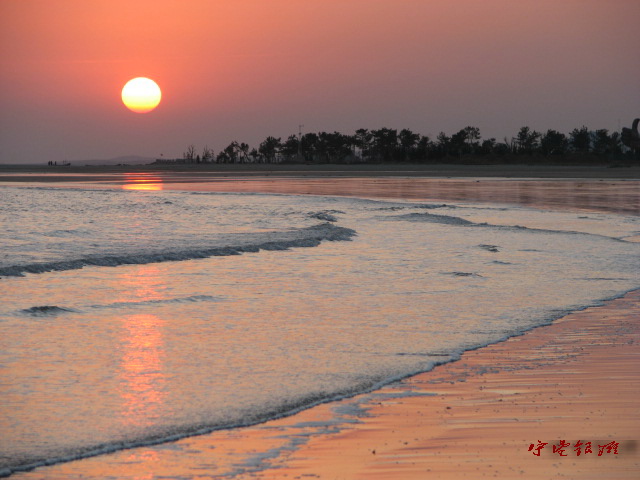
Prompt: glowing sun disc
<box><xmin>122</xmin><ymin>77</ymin><xmax>161</xmax><ymax>113</ymax></box>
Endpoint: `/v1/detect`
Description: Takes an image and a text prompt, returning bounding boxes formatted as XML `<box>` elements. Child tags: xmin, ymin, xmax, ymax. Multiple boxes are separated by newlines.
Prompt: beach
<box><xmin>1</xmin><ymin>164</ymin><xmax>639</xmax><ymax>479</ymax></box>
<box><xmin>22</xmin><ymin>290</ymin><xmax>637</xmax><ymax>480</ymax></box>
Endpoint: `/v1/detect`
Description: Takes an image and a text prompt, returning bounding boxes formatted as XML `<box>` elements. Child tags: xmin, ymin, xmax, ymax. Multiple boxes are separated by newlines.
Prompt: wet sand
<box><xmin>4</xmin><ymin>172</ymin><xmax>639</xmax><ymax>479</ymax></box>
<box><xmin>1</xmin><ymin>164</ymin><xmax>639</xmax><ymax>215</ymax></box>
<box><xmin>259</xmin><ymin>291</ymin><xmax>640</xmax><ymax>480</ymax></box>
<box><xmin>1</xmin><ymin>161</ymin><xmax>640</xmax><ymax>180</ymax></box>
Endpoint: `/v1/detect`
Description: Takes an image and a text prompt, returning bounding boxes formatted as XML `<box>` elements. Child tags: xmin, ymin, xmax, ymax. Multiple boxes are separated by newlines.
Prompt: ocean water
<box><xmin>1</xmin><ymin>183</ymin><xmax>639</xmax><ymax>476</ymax></box>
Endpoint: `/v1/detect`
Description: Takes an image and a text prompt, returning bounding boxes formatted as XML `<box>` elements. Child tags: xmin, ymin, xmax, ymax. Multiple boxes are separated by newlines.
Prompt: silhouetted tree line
<box><xmin>155</xmin><ymin>122</ymin><xmax>639</xmax><ymax>165</ymax></box>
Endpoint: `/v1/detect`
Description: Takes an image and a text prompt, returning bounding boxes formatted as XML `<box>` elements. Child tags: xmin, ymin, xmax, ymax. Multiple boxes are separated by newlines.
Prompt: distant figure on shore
<box><xmin>621</xmin><ymin>118</ymin><xmax>640</xmax><ymax>154</ymax></box>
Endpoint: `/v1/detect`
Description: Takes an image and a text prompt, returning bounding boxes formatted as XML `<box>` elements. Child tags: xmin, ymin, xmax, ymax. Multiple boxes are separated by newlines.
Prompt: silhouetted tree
<box><xmin>315</xmin><ymin>132</ymin><xmax>330</xmax><ymax>162</ymax></box>
<box><xmin>608</xmin><ymin>132</ymin><xmax>623</xmax><ymax>156</ymax></box>
<box><xmin>569</xmin><ymin>126</ymin><xmax>591</xmax><ymax>154</ymax></box>
<box><xmin>447</xmin><ymin>126</ymin><xmax>481</xmax><ymax>156</ymax></box>
<box><xmin>237</xmin><ymin>142</ymin><xmax>249</xmax><ymax>163</ymax></box>
<box><xmin>415</xmin><ymin>135</ymin><xmax>432</xmax><ymax>161</ymax></box>
<box><xmin>314</xmin><ymin>132</ymin><xmax>351</xmax><ymax>162</ymax></box>
<box><xmin>354</xmin><ymin>128</ymin><xmax>373</xmax><ymax>160</ymax></box>
<box><xmin>515</xmin><ymin>126</ymin><xmax>541</xmax><ymax>155</ymax></box>
<box><xmin>213</xmin><ymin>141</ymin><xmax>242</xmax><ymax>163</ymax></box>
<box><xmin>397</xmin><ymin>128</ymin><xmax>420</xmax><ymax>161</ymax></box>
<box><xmin>371</xmin><ymin>128</ymin><xmax>398</xmax><ymax>161</ymax></box>
<box><xmin>436</xmin><ymin>132</ymin><xmax>451</xmax><ymax>157</ymax></box>
<box><xmin>229</xmin><ymin>141</ymin><xmax>241</xmax><ymax>163</ymax></box>
<box><xmin>301</xmin><ymin>133</ymin><xmax>319</xmax><ymax>161</ymax></box>
<box><xmin>215</xmin><ymin>151</ymin><xmax>229</xmax><ymax>163</ymax></box>
<box><xmin>450</xmin><ymin>129</ymin><xmax>468</xmax><ymax>156</ymax></box>
<box><xmin>494</xmin><ymin>141</ymin><xmax>511</xmax><ymax>156</ymax></box>
<box><xmin>201</xmin><ymin>146</ymin><xmax>214</xmax><ymax>163</ymax></box>
<box><xmin>178</xmin><ymin>122</ymin><xmax>627</xmax><ymax>168</ymax></box>
<box><xmin>480</xmin><ymin>138</ymin><xmax>497</xmax><ymax>155</ymax></box>
<box><xmin>259</xmin><ymin>136</ymin><xmax>282</xmax><ymax>163</ymax></box>
<box><xmin>281</xmin><ymin>135</ymin><xmax>300</xmax><ymax>158</ymax></box>
<box><xmin>540</xmin><ymin>130</ymin><xmax>568</xmax><ymax>156</ymax></box>
<box><xmin>503</xmin><ymin>136</ymin><xmax>516</xmax><ymax>154</ymax></box>
<box><xmin>183</xmin><ymin>144</ymin><xmax>196</xmax><ymax>162</ymax></box>
<box><xmin>463</xmin><ymin>126</ymin><xmax>481</xmax><ymax>153</ymax></box>
<box><xmin>591</xmin><ymin>129</ymin><xmax>611</xmax><ymax>156</ymax></box>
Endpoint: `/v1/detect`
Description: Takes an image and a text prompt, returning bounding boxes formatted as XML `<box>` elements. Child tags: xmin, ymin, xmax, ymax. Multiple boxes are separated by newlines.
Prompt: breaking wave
<box><xmin>16</xmin><ymin>296</ymin><xmax>222</xmax><ymax>318</ymax></box>
<box><xmin>383</xmin><ymin>211</ymin><xmax>632</xmax><ymax>241</ymax></box>
<box><xmin>19</xmin><ymin>306</ymin><xmax>77</xmax><ymax>316</ymax></box>
<box><xmin>89</xmin><ymin>295</ymin><xmax>221</xmax><ymax>310</ymax></box>
<box><xmin>0</xmin><ymin>224</ymin><xmax>356</xmax><ymax>278</ymax></box>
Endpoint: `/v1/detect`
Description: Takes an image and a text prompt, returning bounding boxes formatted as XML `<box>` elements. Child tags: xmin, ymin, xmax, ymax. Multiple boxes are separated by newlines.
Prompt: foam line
<box><xmin>0</xmin><ymin>224</ymin><xmax>356</xmax><ymax>278</ymax></box>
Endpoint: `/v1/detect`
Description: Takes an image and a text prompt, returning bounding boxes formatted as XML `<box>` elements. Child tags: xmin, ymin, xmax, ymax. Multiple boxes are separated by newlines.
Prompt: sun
<box><xmin>121</xmin><ymin>77</ymin><xmax>162</xmax><ymax>113</ymax></box>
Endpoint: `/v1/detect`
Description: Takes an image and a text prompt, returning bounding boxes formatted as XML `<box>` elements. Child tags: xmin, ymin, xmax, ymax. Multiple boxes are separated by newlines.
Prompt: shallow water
<box><xmin>1</xmin><ymin>182</ymin><xmax>639</xmax><ymax>476</ymax></box>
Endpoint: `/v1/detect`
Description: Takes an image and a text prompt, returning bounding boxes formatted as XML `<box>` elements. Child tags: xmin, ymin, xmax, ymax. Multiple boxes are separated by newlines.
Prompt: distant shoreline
<box><xmin>2</xmin><ymin>164</ymin><xmax>638</xmax><ymax>216</ymax></box>
<box><xmin>1</xmin><ymin>162</ymin><xmax>639</xmax><ymax>180</ymax></box>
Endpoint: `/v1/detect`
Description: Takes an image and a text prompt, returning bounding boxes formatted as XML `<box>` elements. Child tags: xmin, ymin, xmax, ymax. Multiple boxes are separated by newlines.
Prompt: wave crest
<box><xmin>19</xmin><ymin>306</ymin><xmax>77</xmax><ymax>316</ymax></box>
<box><xmin>0</xmin><ymin>224</ymin><xmax>356</xmax><ymax>278</ymax></box>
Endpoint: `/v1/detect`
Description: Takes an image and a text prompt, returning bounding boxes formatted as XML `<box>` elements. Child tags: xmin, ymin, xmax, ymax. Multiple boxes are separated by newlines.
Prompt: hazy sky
<box><xmin>1</xmin><ymin>0</ymin><xmax>639</xmax><ymax>163</ymax></box>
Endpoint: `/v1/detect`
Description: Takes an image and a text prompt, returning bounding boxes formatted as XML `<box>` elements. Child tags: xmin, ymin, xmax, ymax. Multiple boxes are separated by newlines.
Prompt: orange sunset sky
<box><xmin>1</xmin><ymin>0</ymin><xmax>639</xmax><ymax>164</ymax></box>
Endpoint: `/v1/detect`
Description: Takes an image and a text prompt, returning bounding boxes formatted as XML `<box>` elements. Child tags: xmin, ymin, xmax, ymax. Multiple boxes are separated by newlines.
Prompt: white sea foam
<box><xmin>0</xmin><ymin>223</ymin><xmax>355</xmax><ymax>277</ymax></box>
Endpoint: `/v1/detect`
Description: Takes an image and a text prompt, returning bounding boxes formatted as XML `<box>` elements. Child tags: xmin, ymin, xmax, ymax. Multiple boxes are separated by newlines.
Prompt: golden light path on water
<box><xmin>121</xmin><ymin>174</ymin><xmax>164</xmax><ymax>191</ymax></box>
<box><xmin>116</xmin><ymin>266</ymin><xmax>167</xmax><ymax>428</ymax></box>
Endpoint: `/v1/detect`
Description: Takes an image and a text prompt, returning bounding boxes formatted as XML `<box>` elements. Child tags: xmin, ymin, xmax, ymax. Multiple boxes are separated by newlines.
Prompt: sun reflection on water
<box><xmin>122</xmin><ymin>174</ymin><xmax>164</xmax><ymax>191</ymax></box>
<box><xmin>119</xmin><ymin>313</ymin><xmax>167</xmax><ymax>427</ymax></box>
<box><xmin>117</xmin><ymin>266</ymin><xmax>167</xmax><ymax>427</ymax></box>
